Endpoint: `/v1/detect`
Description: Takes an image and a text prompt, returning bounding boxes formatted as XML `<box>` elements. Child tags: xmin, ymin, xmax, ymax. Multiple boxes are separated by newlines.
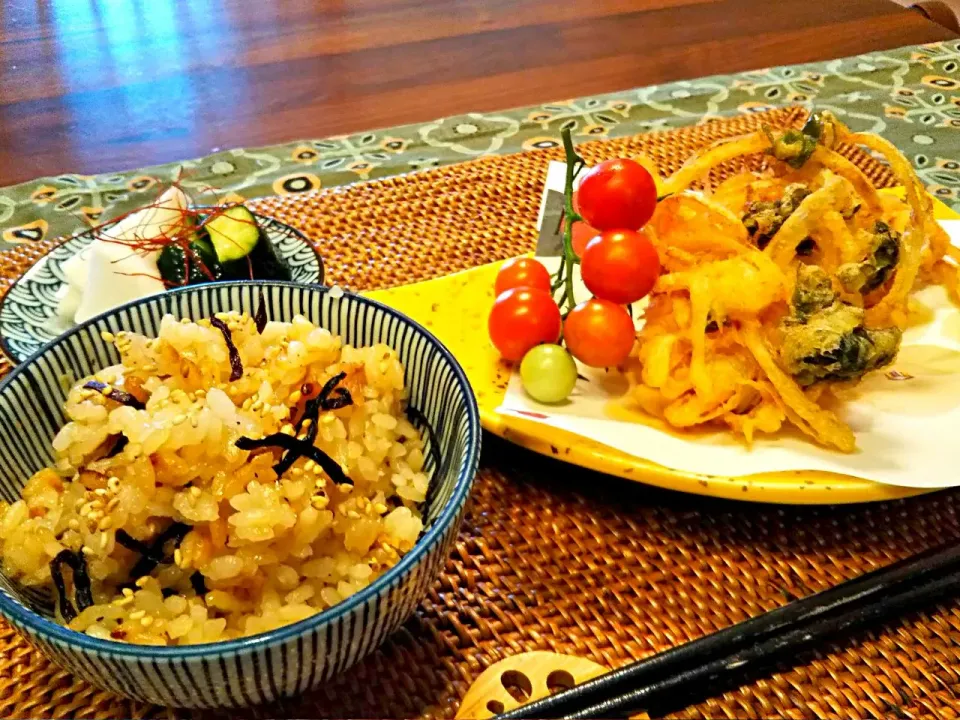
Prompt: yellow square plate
<box><xmin>368</xmin><ymin>192</ymin><xmax>958</xmax><ymax>504</ymax></box>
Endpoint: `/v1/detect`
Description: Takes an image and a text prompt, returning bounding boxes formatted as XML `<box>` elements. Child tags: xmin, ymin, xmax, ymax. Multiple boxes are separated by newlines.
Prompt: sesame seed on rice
<box><xmin>0</xmin><ymin>312</ymin><xmax>427</xmax><ymax>645</ymax></box>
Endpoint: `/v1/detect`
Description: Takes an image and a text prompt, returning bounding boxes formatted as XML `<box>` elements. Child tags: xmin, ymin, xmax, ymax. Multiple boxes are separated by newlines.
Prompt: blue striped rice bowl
<box><xmin>0</xmin><ymin>281</ymin><xmax>480</xmax><ymax>707</ymax></box>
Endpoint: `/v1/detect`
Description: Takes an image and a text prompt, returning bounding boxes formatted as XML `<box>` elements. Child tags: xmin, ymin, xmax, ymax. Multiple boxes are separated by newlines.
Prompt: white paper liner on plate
<box><xmin>497</xmin><ymin>162</ymin><xmax>960</xmax><ymax>489</ymax></box>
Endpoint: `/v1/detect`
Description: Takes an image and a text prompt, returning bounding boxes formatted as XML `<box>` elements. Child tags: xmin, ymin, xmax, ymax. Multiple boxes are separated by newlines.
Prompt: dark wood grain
<box><xmin>0</xmin><ymin>0</ymin><xmax>953</xmax><ymax>185</ymax></box>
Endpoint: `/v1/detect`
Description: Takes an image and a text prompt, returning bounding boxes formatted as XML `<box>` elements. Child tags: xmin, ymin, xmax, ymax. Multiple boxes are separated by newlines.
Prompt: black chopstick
<box><xmin>570</xmin><ymin>571</ymin><xmax>960</xmax><ymax>718</ymax></box>
<box><xmin>497</xmin><ymin>540</ymin><xmax>960</xmax><ymax>719</ymax></box>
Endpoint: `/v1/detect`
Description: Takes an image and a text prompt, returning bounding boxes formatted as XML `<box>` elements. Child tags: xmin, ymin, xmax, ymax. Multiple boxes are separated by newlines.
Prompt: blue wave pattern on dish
<box><xmin>0</xmin><ymin>215</ymin><xmax>323</xmax><ymax>364</ymax></box>
<box><xmin>0</xmin><ymin>282</ymin><xmax>479</xmax><ymax>708</ymax></box>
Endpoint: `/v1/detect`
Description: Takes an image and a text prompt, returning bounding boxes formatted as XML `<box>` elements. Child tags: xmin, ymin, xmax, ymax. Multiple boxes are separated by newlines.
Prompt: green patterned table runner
<box><xmin>3</xmin><ymin>41</ymin><xmax>960</xmax><ymax>252</ymax></box>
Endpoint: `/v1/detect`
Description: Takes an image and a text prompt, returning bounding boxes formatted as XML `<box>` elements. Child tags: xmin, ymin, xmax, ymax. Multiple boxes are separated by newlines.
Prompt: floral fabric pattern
<box><xmin>2</xmin><ymin>41</ymin><xmax>960</xmax><ymax>252</ymax></box>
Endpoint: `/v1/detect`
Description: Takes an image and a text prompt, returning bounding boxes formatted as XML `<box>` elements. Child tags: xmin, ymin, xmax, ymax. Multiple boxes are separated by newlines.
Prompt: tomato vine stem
<box><xmin>554</xmin><ymin>127</ymin><xmax>586</xmax><ymax>317</ymax></box>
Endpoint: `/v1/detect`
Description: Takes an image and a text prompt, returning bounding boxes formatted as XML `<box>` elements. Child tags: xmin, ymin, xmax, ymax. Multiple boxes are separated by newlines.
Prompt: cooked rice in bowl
<box><xmin>0</xmin><ymin>310</ymin><xmax>431</xmax><ymax>645</ymax></box>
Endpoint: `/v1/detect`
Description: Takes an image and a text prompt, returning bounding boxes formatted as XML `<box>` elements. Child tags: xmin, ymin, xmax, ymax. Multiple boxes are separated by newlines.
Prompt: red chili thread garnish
<box><xmin>112</xmin><ymin>270</ymin><xmax>171</xmax><ymax>286</ymax></box>
<box><xmin>209</xmin><ymin>317</ymin><xmax>243</xmax><ymax>381</ymax></box>
<box><xmin>86</xmin><ymin>180</ymin><xmax>260</xmax><ymax>283</ymax></box>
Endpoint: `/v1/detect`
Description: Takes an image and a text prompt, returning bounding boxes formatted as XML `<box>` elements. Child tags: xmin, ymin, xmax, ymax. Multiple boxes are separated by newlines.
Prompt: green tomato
<box><xmin>520</xmin><ymin>344</ymin><xmax>578</xmax><ymax>404</ymax></box>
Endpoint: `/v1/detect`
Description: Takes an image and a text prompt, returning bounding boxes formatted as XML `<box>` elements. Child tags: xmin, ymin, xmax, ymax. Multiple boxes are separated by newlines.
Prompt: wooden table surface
<box><xmin>0</xmin><ymin>0</ymin><xmax>954</xmax><ymax>186</ymax></box>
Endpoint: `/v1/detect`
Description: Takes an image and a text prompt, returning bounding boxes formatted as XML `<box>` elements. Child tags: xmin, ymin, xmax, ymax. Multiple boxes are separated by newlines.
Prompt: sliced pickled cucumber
<box><xmin>157</xmin><ymin>237</ymin><xmax>222</xmax><ymax>286</ymax></box>
<box><xmin>206</xmin><ymin>205</ymin><xmax>292</xmax><ymax>281</ymax></box>
<box><xmin>206</xmin><ymin>205</ymin><xmax>261</xmax><ymax>262</ymax></box>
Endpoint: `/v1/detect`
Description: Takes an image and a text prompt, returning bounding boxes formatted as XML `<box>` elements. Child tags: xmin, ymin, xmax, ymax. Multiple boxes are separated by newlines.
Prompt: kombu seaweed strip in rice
<box><xmin>273</xmin><ymin>394</ymin><xmax>325</xmax><ymax>477</ymax></box>
<box><xmin>236</xmin><ymin>434</ymin><xmax>353</xmax><ymax>486</ymax></box>
<box><xmin>115</xmin><ymin>529</ymin><xmax>159</xmax><ymax>560</ymax></box>
<box><xmin>50</xmin><ymin>557</ymin><xmax>74</xmax><ymax>622</ymax></box>
<box><xmin>272</xmin><ymin>396</ymin><xmax>322</xmax><ymax>478</ymax></box>
<box><xmin>106</xmin><ymin>435</ymin><xmax>129</xmax><ymax>457</ymax></box>
<box><xmin>50</xmin><ymin>550</ymin><xmax>94</xmax><ymax>622</ymax></box>
<box><xmin>118</xmin><ymin>528</ymin><xmax>207</xmax><ymax>597</ymax></box>
<box><xmin>405</xmin><ymin>404</ymin><xmax>443</xmax><ymax>477</ymax></box>
<box><xmin>83</xmin><ymin>381</ymin><xmax>146</xmax><ymax>411</ymax></box>
<box><xmin>301</xmin><ymin>400</ymin><xmax>322</xmax><ymax>446</ymax></box>
<box><xmin>123</xmin><ymin>522</ymin><xmax>192</xmax><ymax>582</ymax></box>
<box><xmin>273</xmin><ymin>372</ymin><xmax>353</xmax><ymax>477</ymax></box>
<box><xmin>317</xmin><ymin>371</ymin><xmax>353</xmax><ymax>411</ymax></box>
<box><xmin>254</xmin><ymin>290</ymin><xmax>269</xmax><ymax>334</ymax></box>
<box><xmin>209</xmin><ymin>317</ymin><xmax>243</xmax><ymax>381</ymax></box>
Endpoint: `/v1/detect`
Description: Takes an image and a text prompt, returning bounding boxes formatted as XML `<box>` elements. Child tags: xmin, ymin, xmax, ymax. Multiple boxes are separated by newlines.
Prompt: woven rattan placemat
<box><xmin>2</xmin><ymin>107</ymin><xmax>959</xmax><ymax>719</ymax></box>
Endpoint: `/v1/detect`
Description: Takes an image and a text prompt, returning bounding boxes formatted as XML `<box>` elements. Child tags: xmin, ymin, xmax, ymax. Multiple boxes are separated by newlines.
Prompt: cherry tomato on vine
<box><xmin>488</xmin><ymin>288</ymin><xmax>562</xmax><ymax>362</ymax></box>
<box><xmin>569</xmin><ymin>219</ymin><xmax>600</xmax><ymax>258</ymax></box>
<box><xmin>576</xmin><ymin>158</ymin><xmax>657</xmax><ymax>231</ymax></box>
<box><xmin>495</xmin><ymin>257</ymin><xmax>552</xmax><ymax>296</ymax></box>
<box><xmin>564</xmin><ymin>298</ymin><xmax>635</xmax><ymax>368</ymax></box>
<box><xmin>581</xmin><ymin>229</ymin><xmax>660</xmax><ymax>305</ymax></box>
